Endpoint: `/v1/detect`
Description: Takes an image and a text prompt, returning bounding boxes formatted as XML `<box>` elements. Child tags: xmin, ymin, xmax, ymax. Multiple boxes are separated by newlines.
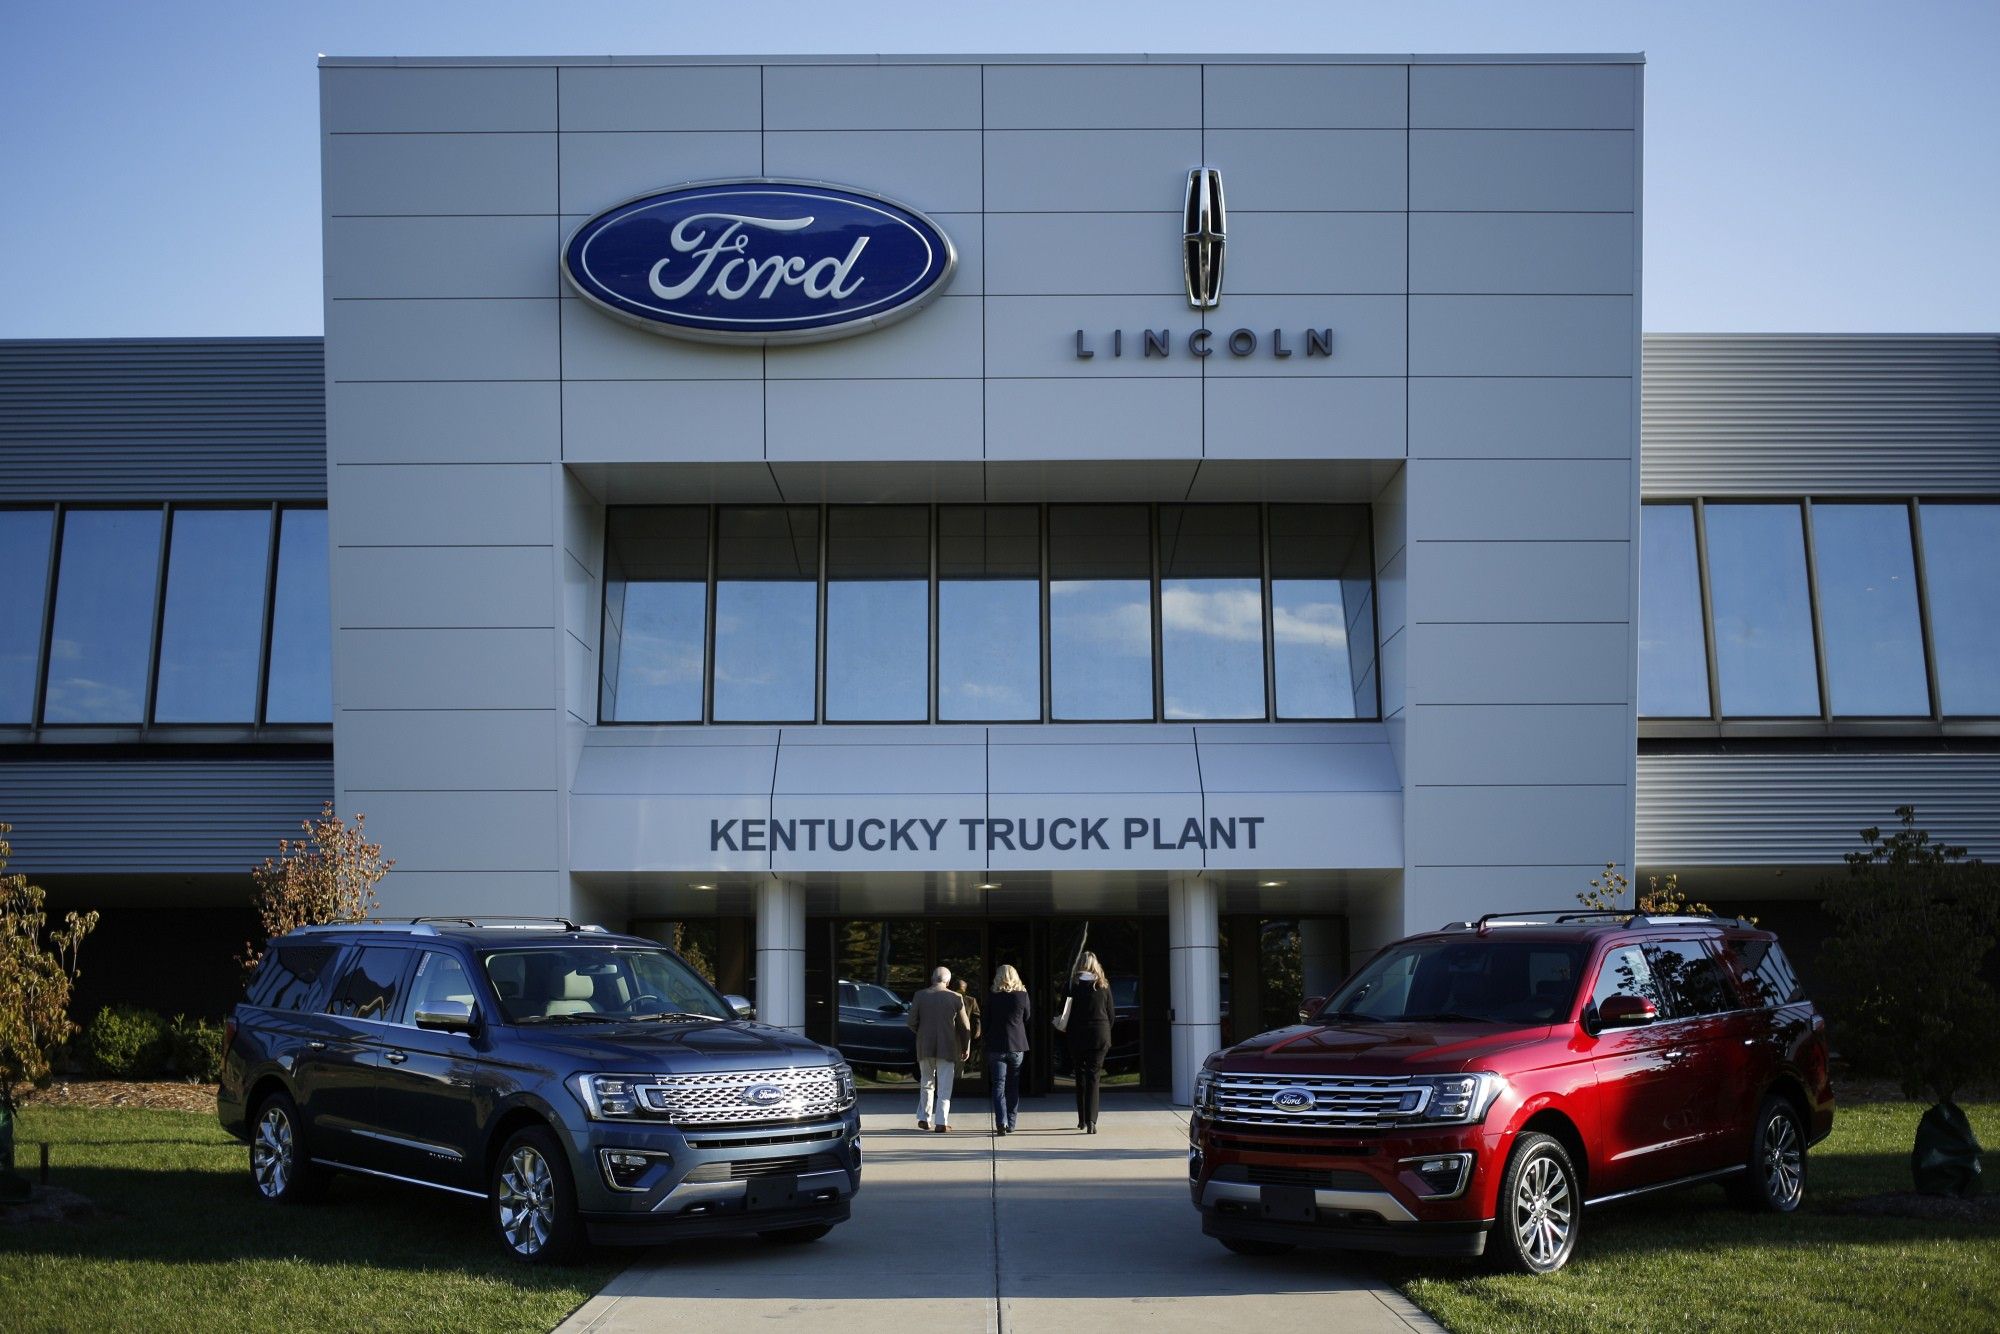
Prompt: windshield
<box><xmin>484</xmin><ymin>947</ymin><xmax>733</xmax><ymax>1025</ymax></box>
<box><xmin>1319</xmin><ymin>939</ymin><xmax>1586</xmax><ymax>1026</ymax></box>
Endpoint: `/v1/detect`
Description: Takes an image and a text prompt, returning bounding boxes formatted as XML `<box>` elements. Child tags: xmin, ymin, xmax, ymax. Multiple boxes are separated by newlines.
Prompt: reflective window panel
<box><xmin>712</xmin><ymin>506</ymin><xmax>819</xmax><ymax>722</ymax></box>
<box><xmin>825</xmin><ymin>506</ymin><xmax>929</xmax><ymax>721</ymax></box>
<box><xmin>1637</xmin><ymin>504</ymin><xmax>1711</xmax><ymax>717</ymax></box>
<box><xmin>1704</xmin><ymin>504</ymin><xmax>1821</xmax><ymax>717</ymax></box>
<box><xmin>153</xmin><ymin>508</ymin><xmax>271</xmax><ymax>723</ymax></box>
<box><xmin>0</xmin><ymin>509</ymin><xmax>54</xmax><ymax>723</ymax></box>
<box><xmin>1921</xmin><ymin>502</ymin><xmax>2000</xmax><ymax>715</ymax></box>
<box><xmin>1049</xmin><ymin>505</ymin><xmax>1154</xmax><ymax>720</ymax></box>
<box><xmin>264</xmin><ymin>509</ymin><xmax>332</xmax><ymax>724</ymax></box>
<box><xmin>1269</xmin><ymin>505</ymin><xmax>1375</xmax><ymax>719</ymax></box>
<box><xmin>937</xmin><ymin>505</ymin><xmax>1040</xmax><ymax>721</ymax></box>
<box><xmin>43</xmin><ymin>508</ymin><xmax>162</xmax><ymax>724</ymax></box>
<box><xmin>1811</xmin><ymin>504</ymin><xmax>1929</xmax><ymax>717</ymax></box>
<box><xmin>600</xmin><ymin>507</ymin><xmax>709</xmax><ymax>722</ymax></box>
<box><xmin>1159</xmin><ymin>504</ymin><xmax>1265</xmax><ymax>719</ymax></box>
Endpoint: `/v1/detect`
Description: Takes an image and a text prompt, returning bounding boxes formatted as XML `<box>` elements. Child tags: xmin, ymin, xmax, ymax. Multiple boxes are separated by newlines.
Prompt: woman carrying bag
<box><xmin>1056</xmin><ymin>951</ymin><xmax>1116</xmax><ymax>1133</ymax></box>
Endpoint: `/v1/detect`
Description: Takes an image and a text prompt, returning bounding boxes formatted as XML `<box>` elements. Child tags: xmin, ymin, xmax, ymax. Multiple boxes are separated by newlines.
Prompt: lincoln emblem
<box><xmin>1183</xmin><ymin>168</ymin><xmax>1225</xmax><ymax>309</ymax></box>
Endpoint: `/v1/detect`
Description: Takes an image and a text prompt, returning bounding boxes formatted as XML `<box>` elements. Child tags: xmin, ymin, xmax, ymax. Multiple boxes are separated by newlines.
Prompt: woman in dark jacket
<box><xmin>1062</xmin><ymin>951</ymin><xmax>1116</xmax><ymax>1133</ymax></box>
<box><xmin>985</xmin><ymin>965</ymin><xmax>1031</xmax><ymax>1135</ymax></box>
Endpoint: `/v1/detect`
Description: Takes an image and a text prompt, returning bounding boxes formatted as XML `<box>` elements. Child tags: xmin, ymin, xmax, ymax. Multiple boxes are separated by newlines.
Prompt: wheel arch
<box><xmin>482</xmin><ymin>1101</ymin><xmax>563</xmax><ymax>1179</ymax></box>
<box><xmin>1516</xmin><ymin>1105</ymin><xmax>1591</xmax><ymax>1196</ymax></box>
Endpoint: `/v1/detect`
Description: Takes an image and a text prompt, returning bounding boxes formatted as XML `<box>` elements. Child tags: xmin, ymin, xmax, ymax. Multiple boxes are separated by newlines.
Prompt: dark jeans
<box><xmin>988</xmin><ymin>1050</ymin><xmax>1024</xmax><ymax>1127</ymax></box>
<box><xmin>1072</xmin><ymin>1041</ymin><xmax>1110</xmax><ymax>1127</ymax></box>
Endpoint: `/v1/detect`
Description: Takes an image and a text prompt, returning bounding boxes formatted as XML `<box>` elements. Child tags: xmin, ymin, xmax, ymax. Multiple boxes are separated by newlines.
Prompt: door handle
<box><xmin>307</xmin><ymin>1041</ymin><xmax>326</xmax><ymax>1051</ymax></box>
<box><xmin>385</xmin><ymin>1050</ymin><xmax>408</xmax><ymax>1065</ymax></box>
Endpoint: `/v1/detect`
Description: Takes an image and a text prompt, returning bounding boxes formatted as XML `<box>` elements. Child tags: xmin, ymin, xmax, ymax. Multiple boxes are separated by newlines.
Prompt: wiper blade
<box><xmin>515</xmin><ymin>1012</ymin><xmax>612</xmax><ymax>1025</ymax></box>
<box><xmin>624</xmin><ymin>1011</ymin><xmax>722</xmax><ymax>1024</ymax></box>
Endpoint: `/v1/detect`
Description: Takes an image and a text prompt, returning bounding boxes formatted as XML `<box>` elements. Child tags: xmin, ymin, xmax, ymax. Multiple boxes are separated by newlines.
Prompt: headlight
<box><xmin>1192</xmin><ymin>1069</ymin><xmax>1217</xmax><ymax>1114</ymax></box>
<box><xmin>1417</xmin><ymin>1073</ymin><xmax>1504</xmax><ymax>1125</ymax></box>
<box><xmin>835</xmin><ymin>1063</ymin><xmax>856</xmax><ymax>1105</ymax></box>
<box><xmin>571</xmin><ymin>1073</ymin><xmax>652</xmax><ymax>1120</ymax></box>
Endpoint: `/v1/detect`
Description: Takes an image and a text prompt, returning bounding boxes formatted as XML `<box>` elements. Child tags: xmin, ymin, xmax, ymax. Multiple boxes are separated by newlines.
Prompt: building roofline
<box><xmin>317</xmin><ymin>52</ymin><xmax>1646</xmax><ymax>68</ymax></box>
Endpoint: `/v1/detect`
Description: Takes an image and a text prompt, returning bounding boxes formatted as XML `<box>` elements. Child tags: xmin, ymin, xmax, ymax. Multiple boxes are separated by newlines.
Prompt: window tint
<box><xmin>153</xmin><ymin>508</ymin><xmax>271</xmax><ymax>723</ymax></box>
<box><xmin>1638</xmin><ymin>504</ymin><xmax>1710</xmax><ymax>717</ymax></box>
<box><xmin>1646</xmin><ymin>940</ymin><xmax>1734</xmax><ymax>1017</ymax></box>
<box><xmin>1159</xmin><ymin>504</ymin><xmax>1265</xmax><ymax>719</ymax></box>
<box><xmin>43</xmin><ymin>508</ymin><xmax>162</xmax><ymax>723</ymax></box>
<box><xmin>247</xmin><ymin>945</ymin><xmax>339</xmax><ymax>1012</ymax></box>
<box><xmin>410</xmin><ymin>950</ymin><xmax>477</xmax><ymax>1015</ymax></box>
<box><xmin>1589</xmin><ymin>945</ymin><xmax>1663</xmax><ymax>1013</ymax></box>
<box><xmin>264</xmin><ymin>508</ymin><xmax>332</xmax><ymax>724</ymax></box>
<box><xmin>1322</xmin><ymin>940</ymin><xmax>1586</xmax><ymax>1025</ymax></box>
<box><xmin>325</xmin><ymin>947</ymin><xmax>408</xmax><ymax>1022</ymax></box>
<box><xmin>1704</xmin><ymin>504</ymin><xmax>1820</xmax><ymax>716</ymax></box>
<box><xmin>600</xmin><ymin>507</ymin><xmax>708</xmax><ymax>722</ymax></box>
<box><xmin>483</xmin><ymin>948</ymin><xmax>730</xmax><ymax>1023</ymax></box>
<box><xmin>0</xmin><ymin>509</ymin><xmax>54</xmax><ymax>723</ymax></box>
<box><xmin>1920</xmin><ymin>503</ymin><xmax>2000</xmax><ymax>715</ymax></box>
<box><xmin>1049</xmin><ymin>505</ymin><xmax>1153</xmax><ymax>720</ymax></box>
<box><xmin>1269</xmin><ymin>505</ymin><xmax>1374</xmax><ymax>720</ymax></box>
<box><xmin>1811</xmin><ymin>504</ymin><xmax>1929</xmax><ymax>716</ymax></box>
<box><xmin>712</xmin><ymin>507</ymin><xmax>818</xmax><ymax>722</ymax></box>
<box><xmin>825</xmin><ymin>506</ymin><xmax>928</xmax><ymax>721</ymax></box>
<box><xmin>937</xmin><ymin>506</ymin><xmax>1039</xmax><ymax>721</ymax></box>
<box><xmin>1724</xmin><ymin>938</ymin><xmax>1805</xmax><ymax>1008</ymax></box>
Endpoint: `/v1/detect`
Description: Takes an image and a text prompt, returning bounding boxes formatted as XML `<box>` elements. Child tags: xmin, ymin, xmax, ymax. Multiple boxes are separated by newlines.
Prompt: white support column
<box><xmin>754</xmin><ymin>878</ymin><xmax>807</xmax><ymax>1033</ymax></box>
<box><xmin>1167</xmin><ymin>875</ymin><xmax>1222</xmax><ymax>1106</ymax></box>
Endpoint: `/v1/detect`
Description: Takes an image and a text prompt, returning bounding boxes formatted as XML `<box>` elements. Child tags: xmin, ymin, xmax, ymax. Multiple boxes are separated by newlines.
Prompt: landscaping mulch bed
<box><xmin>21</xmin><ymin>1080</ymin><xmax>216</xmax><ymax>1113</ymax></box>
<box><xmin>1832</xmin><ymin>1190</ymin><xmax>2000</xmax><ymax>1224</ymax></box>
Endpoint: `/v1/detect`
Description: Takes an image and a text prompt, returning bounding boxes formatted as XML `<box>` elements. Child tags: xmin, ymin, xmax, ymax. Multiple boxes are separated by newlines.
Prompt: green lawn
<box><xmin>0</xmin><ymin>1106</ymin><xmax>617</xmax><ymax>1333</ymax></box>
<box><xmin>1393</xmin><ymin>1100</ymin><xmax>2000</xmax><ymax>1334</ymax></box>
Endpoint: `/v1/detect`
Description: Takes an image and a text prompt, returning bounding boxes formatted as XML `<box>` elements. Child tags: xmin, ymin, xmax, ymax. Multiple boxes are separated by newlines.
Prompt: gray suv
<box><xmin>217</xmin><ymin>918</ymin><xmax>861</xmax><ymax>1263</ymax></box>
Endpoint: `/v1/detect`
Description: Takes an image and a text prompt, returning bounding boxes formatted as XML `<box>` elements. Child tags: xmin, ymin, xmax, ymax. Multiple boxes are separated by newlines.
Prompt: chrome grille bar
<box><xmin>632</xmin><ymin>1066</ymin><xmax>851</xmax><ymax>1127</ymax></box>
<box><xmin>1210</xmin><ymin>1074</ymin><xmax>1432</xmax><ymax>1129</ymax></box>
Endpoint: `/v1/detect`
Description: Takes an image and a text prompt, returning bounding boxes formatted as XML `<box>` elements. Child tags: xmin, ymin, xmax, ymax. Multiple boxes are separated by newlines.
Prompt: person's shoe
<box><xmin>1007</xmin><ymin>1122</ymin><xmax>1018</xmax><ymax>1133</ymax></box>
<box><xmin>917</xmin><ymin>1120</ymin><xmax>931</xmax><ymax>1131</ymax></box>
<box><xmin>1088</xmin><ymin>1123</ymin><xmax>1098</xmax><ymax>1134</ymax></box>
<box><xmin>936</xmin><ymin>1125</ymin><xmax>950</xmax><ymax>1134</ymax></box>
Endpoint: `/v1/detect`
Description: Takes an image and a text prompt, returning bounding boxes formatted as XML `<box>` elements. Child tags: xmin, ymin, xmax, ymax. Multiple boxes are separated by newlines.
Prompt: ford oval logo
<box><xmin>1271</xmin><ymin>1087</ymin><xmax>1316</xmax><ymax>1114</ymax></box>
<box><xmin>743</xmin><ymin>1083</ymin><xmax>787</xmax><ymax>1108</ymax></box>
<box><xmin>562</xmin><ymin>179</ymin><xmax>957</xmax><ymax>345</ymax></box>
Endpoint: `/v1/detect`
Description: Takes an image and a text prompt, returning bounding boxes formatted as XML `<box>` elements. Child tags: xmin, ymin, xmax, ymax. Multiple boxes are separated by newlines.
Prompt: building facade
<box><xmin>1</xmin><ymin>53</ymin><xmax>1993</xmax><ymax>1104</ymax></box>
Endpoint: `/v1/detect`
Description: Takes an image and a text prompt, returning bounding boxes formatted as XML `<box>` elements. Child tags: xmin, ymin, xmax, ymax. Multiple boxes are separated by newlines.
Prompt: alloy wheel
<box><xmin>1513</xmin><ymin>1152</ymin><xmax>1573</xmax><ymax>1269</ymax></box>
<box><xmin>252</xmin><ymin>1106</ymin><xmax>293</xmax><ymax>1198</ymax></box>
<box><xmin>497</xmin><ymin>1146</ymin><xmax>557</xmax><ymax>1256</ymax></box>
<box><xmin>1763</xmin><ymin>1111</ymin><xmax>1804</xmax><ymax>1207</ymax></box>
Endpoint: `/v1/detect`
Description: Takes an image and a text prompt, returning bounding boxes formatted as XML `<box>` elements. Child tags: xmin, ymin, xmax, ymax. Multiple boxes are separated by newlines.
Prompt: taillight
<box><xmin>224</xmin><ymin>1016</ymin><xmax>238</xmax><ymax>1047</ymax></box>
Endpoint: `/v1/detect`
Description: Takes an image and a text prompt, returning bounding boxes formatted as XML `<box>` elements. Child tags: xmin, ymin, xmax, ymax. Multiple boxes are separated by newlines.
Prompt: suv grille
<box><xmin>684</xmin><ymin>1152</ymin><xmax>844</xmax><ymax>1183</ymax></box>
<box><xmin>636</xmin><ymin>1066</ymin><xmax>851</xmax><ymax>1127</ymax></box>
<box><xmin>1219</xmin><ymin>1163</ymin><xmax>1379</xmax><ymax>1191</ymax></box>
<box><xmin>1210</xmin><ymin>1073</ymin><xmax>1432</xmax><ymax>1130</ymax></box>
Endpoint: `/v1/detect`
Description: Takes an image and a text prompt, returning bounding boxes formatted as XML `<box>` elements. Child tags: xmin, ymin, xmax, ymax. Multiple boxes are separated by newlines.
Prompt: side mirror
<box><xmin>413</xmin><ymin>999</ymin><xmax>476</xmax><ymax>1033</ymax></box>
<box><xmin>726</xmin><ymin>994</ymin><xmax>756</xmax><ymax>1020</ymax></box>
<box><xmin>1301</xmin><ymin>996</ymin><xmax>1326</xmax><ymax>1022</ymax></box>
<box><xmin>877</xmin><ymin>1003</ymin><xmax>902</xmax><ymax>1015</ymax></box>
<box><xmin>1597</xmin><ymin>994</ymin><xmax>1658</xmax><ymax>1029</ymax></box>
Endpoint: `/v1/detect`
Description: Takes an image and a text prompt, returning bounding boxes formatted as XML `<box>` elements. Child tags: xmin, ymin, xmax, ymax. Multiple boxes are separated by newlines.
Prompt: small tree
<box><xmin>244</xmin><ymin>803</ymin><xmax>393</xmax><ymax>972</ymax></box>
<box><xmin>1819</xmin><ymin>807</ymin><xmax>2000</xmax><ymax>1107</ymax></box>
<box><xmin>0</xmin><ymin>822</ymin><xmax>98</xmax><ymax>1196</ymax></box>
<box><xmin>1578</xmin><ymin>863</ymin><xmax>1713</xmax><ymax>917</ymax></box>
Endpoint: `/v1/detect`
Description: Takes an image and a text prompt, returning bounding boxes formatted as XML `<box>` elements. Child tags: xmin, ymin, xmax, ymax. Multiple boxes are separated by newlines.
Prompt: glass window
<box><xmin>712</xmin><ymin>507</ymin><xmax>819</xmax><ymax>722</ymax></box>
<box><xmin>825</xmin><ymin>506</ymin><xmax>928</xmax><ymax>721</ymax></box>
<box><xmin>1320</xmin><ymin>939</ymin><xmax>1587</xmax><ymax>1025</ymax></box>
<box><xmin>325</xmin><ymin>946</ymin><xmax>409</xmax><ymax>1022</ymax></box>
<box><xmin>153</xmin><ymin>508</ymin><xmax>271</xmax><ymax>723</ymax></box>
<box><xmin>264</xmin><ymin>508</ymin><xmax>331</xmax><ymax>724</ymax></box>
<box><xmin>0</xmin><ymin>510</ymin><xmax>54</xmax><ymax>723</ymax></box>
<box><xmin>1049</xmin><ymin>505</ymin><xmax>1153</xmax><ymax>720</ymax></box>
<box><xmin>1722</xmin><ymin>938</ymin><xmax>1805</xmax><ymax>1009</ymax></box>
<box><xmin>1704</xmin><ymin>504</ymin><xmax>1820</xmax><ymax>717</ymax></box>
<box><xmin>410</xmin><ymin>950</ymin><xmax>478</xmax><ymax>1015</ymax></box>
<box><xmin>938</xmin><ymin>505</ymin><xmax>1040</xmax><ymax>721</ymax></box>
<box><xmin>1810</xmin><ymin>504</ymin><xmax>1929</xmax><ymax>716</ymax></box>
<box><xmin>43</xmin><ymin>508</ymin><xmax>162</xmax><ymax>724</ymax></box>
<box><xmin>1646</xmin><ymin>940</ymin><xmax>1734</xmax><ymax>1017</ymax></box>
<box><xmin>1920</xmin><ymin>503</ymin><xmax>2000</xmax><ymax>715</ymax></box>
<box><xmin>1269</xmin><ymin>505</ymin><xmax>1375</xmax><ymax>719</ymax></box>
<box><xmin>1159</xmin><ymin>504</ymin><xmax>1265</xmax><ymax>719</ymax></box>
<box><xmin>600</xmin><ymin>507</ymin><xmax>708</xmax><ymax>722</ymax></box>
<box><xmin>483</xmin><ymin>947</ymin><xmax>730</xmax><ymax>1023</ymax></box>
<box><xmin>246</xmin><ymin>944</ymin><xmax>339</xmax><ymax>1012</ymax></box>
<box><xmin>1638</xmin><ymin>504</ymin><xmax>1711</xmax><ymax>717</ymax></box>
<box><xmin>1588</xmin><ymin>945</ymin><xmax>1662</xmax><ymax>1013</ymax></box>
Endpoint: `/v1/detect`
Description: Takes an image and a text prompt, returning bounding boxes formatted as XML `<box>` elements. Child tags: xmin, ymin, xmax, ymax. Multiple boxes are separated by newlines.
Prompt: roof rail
<box><xmin>411</xmin><ymin>916</ymin><xmax>593</xmax><ymax>931</ymax></box>
<box><xmin>289</xmin><ymin>922</ymin><xmax>437</xmax><ymax>936</ymax></box>
<box><xmin>1439</xmin><ymin>908</ymin><xmax>1754</xmax><ymax>933</ymax></box>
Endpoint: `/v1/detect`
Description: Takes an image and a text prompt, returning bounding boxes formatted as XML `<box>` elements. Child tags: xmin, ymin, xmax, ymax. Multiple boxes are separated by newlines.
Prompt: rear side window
<box><xmin>1724</xmin><ymin>938</ymin><xmax>1805</xmax><ymax>1007</ymax></box>
<box><xmin>1647</xmin><ymin>939</ymin><xmax>1735</xmax><ymax>1017</ymax></box>
<box><xmin>325</xmin><ymin>947</ymin><xmax>409</xmax><ymax>1022</ymax></box>
<box><xmin>247</xmin><ymin>945</ymin><xmax>339</xmax><ymax>1012</ymax></box>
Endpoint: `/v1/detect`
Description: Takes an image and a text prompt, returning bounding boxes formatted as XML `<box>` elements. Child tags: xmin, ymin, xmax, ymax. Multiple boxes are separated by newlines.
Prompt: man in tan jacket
<box><xmin>908</xmin><ymin>966</ymin><xmax>971</xmax><ymax>1132</ymax></box>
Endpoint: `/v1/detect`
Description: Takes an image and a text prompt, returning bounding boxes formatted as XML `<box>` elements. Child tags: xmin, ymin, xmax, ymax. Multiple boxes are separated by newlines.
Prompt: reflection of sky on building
<box><xmin>0</xmin><ymin>509</ymin><xmax>54</xmax><ymax>721</ymax></box>
<box><xmin>1923</xmin><ymin>504</ymin><xmax>2000</xmax><ymax>714</ymax></box>
<box><xmin>1811</xmin><ymin>504</ymin><xmax>1928</xmax><ymax>716</ymax></box>
<box><xmin>1637</xmin><ymin>504</ymin><xmax>1709</xmax><ymax>717</ymax></box>
<box><xmin>43</xmin><ymin>508</ymin><xmax>160</xmax><ymax>724</ymax></box>
<box><xmin>940</xmin><ymin>579</ymin><xmax>1038</xmax><ymax>720</ymax></box>
<box><xmin>1705</xmin><ymin>505</ymin><xmax>1820</xmax><ymax>717</ymax></box>
<box><xmin>614</xmin><ymin>581</ymin><xmax>705</xmax><ymax>721</ymax></box>
<box><xmin>713</xmin><ymin>581</ymin><xmax>817</xmax><ymax>721</ymax></box>
<box><xmin>1051</xmin><ymin>579</ymin><xmax>1152</xmax><ymax>718</ymax></box>
<box><xmin>1273</xmin><ymin>579</ymin><xmax>1356</xmax><ymax>718</ymax></box>
<box><xmin>827</xmin><ymin>579</ymin><xmax>927</xmax><ymax>720</ymax></box>
<box><xmin>1162</xmin><ymin>580</ymin><xmax>1264</xmax><ymax>718</ymax></box>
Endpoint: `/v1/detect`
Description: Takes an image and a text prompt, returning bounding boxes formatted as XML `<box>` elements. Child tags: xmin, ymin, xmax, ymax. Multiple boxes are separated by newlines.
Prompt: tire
<box><xmin>759</xmin><ymin>1223</ymin><xmax>834</xmax><ymax>1244</ymax></box>
<box><xmin>248</xmin><ymin>1091</ymin><xmax>325</xmax><ymax>1205</ymax></box>
<box><xmin>1218</xmin><ymin>1235</ymin><xmax>1295</xmax><ymax>1258</ymax></box>
<box><xmin>490</xmin><ymin>1127</ymin><xmax>584</xmax><ymax>1264</ymax></box>
<box><xmin>1728</xmin><ymin>1095</ymin><xmax>1807</xmax><ymax>1213</ymax></box>
<box><xmin>1489</xmin><ymin>1132</ymin><xmax>1581</xmax><ymax>1274</ymax></box>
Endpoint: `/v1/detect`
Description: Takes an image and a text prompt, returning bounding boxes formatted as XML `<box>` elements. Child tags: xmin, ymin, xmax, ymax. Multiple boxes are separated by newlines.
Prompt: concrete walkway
<box><xmin>559</xmin><ymin>1092</ymin><xmax>1442</xmax><ymax>1333</ymax></box>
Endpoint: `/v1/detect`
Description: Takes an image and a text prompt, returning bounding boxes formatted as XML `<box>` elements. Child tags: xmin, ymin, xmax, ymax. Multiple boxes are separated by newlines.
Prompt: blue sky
<box><xmin>1</xmin><ymin>0</ymin><xmax>1994</xmax><ymax>336</ymax></box>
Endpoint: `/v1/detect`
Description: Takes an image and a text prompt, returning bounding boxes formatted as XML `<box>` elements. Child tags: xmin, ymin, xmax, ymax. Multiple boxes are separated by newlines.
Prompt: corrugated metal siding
<box><xmin>0</xmin><ymin>755</ymin><xmax>333</xmax><ymax>875</ymax></box>
<box><xmin>1642</xmin><ymin>335</ymin><xmax>2000</xmax><ymax>497</ymax></box>
<box><xmin>1636</xmin><ymin>751</ymin><xmax>2000</xmax><ymax>865</ymax></box>
<box><xmin>0</xmin><ymin>339</ymin><xmax>325</xmax><ymax>501</ymax></box>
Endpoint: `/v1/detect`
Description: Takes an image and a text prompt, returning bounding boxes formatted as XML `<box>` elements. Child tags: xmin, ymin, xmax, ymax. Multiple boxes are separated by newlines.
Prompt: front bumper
<box><xmin>1194</xmin><ymin>1177</ymin><xmax>1490</xmax><ymax>1256</ymax></box>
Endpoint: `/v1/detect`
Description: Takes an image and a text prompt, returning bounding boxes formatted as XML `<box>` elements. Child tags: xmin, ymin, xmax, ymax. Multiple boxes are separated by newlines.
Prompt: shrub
<box><xmin>165</xmin><ymin>1015</ymin><xmax>224</xmax><ymax>1082</ymax></box>
<box><xmin>82</xmin><ymin>1005</ymin><xmax>168</xmax><ymax>1078</ymax></box>
<box><xmin>244</xmin><ymin>802</ymin><xmax>392</xmax><ymax>974</ymax></box>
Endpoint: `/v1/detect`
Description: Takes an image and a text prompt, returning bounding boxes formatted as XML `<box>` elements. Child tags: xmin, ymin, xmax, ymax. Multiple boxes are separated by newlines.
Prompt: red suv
<box><xmin>1189</xmin><ymin>911</ymin><xmax>1833</xmax><ymax>1273</ymax></box>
